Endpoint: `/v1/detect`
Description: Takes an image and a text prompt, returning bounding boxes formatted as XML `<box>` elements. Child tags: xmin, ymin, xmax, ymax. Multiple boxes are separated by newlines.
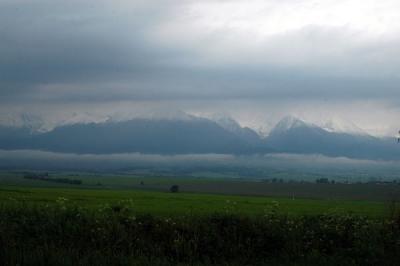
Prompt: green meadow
<box><xmin>0</xmin><ymin>171</ymin><xmax>397</xmax><ymax>217</ymax></box>
<box><xmin>0</xmin><ymin>185</ymin><xmax>389</xmax><ymax>217</ymax></box>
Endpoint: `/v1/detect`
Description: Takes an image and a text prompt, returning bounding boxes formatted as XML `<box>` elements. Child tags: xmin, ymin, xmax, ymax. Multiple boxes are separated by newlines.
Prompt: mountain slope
<box><xmin>0</xmin><ymin>118</ymin><xmax>259</xmax><ymax>154</ymax></box>
<box><xmin>265</xmin><ymin>116</ymin><xmax>399</xmax><ymax>160</ymax></box>
<box><xmin>211</xmin><ymin>114</ymin><xmax>262</xmax><ymax>146</ymax></box>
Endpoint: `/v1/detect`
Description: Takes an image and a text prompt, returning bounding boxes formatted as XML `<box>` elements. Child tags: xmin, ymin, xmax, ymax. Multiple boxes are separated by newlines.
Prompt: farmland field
<box><xmin>0</xmin><ymin>186</ymin><xmax>390</xmax><ymax>217</ymax></box>
<box><xmin>0</xmin><ymin>171</ymin><xmax>399</xmax><ymax>217</ymax></box>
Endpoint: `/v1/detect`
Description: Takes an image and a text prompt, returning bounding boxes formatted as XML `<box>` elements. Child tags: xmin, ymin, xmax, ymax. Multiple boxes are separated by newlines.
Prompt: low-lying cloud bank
<box><xmin>1</xmin><ymin>150</ymin><xmax>399</xmax><ymax>181</ymax></box>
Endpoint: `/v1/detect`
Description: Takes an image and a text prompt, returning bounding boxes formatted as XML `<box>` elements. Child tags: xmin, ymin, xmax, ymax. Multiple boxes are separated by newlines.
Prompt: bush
<box><xmin>169</xmin><ymin>185</ymin><xmax>179</xmax><ymax>193</ymax></box>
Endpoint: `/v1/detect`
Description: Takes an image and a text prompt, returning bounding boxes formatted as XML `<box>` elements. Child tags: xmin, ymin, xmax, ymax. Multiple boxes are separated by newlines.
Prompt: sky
<box><xmin>1</xmin><ymin>0</ymin><xmax>400</xmax><ymax>136</ymax></box>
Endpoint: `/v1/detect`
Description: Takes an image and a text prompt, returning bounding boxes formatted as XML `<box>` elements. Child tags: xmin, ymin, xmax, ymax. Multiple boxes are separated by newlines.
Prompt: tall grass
<box><xmin>0</xmin><ymin>200</ymin><xmax>399</xmax><ymax>265</ymax></box>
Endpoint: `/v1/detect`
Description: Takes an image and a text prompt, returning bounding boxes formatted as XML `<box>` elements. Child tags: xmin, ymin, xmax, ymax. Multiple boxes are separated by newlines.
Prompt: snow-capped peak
<box><xmin>320</xmin><ymin>117</ymin><xmax>367</xmax><ymax>136</ymax></box>
<box><xmin>59</xmin><ymin>109</ymin><xmax>198</xmax><ymax>127</ymax></box>
<box><xmin>209</xmin><ymin>113</ymin><xmax>242</xmax><ymax>133</ymax></box>
<box><xmin>0</xmin><ymin>113</ymin><xmax>51</xmax><ymax>133</ymax></box>
<box><xmin>255</xmin><ymin>123</ymin><xmax>274</xmax><ymax>138</ymax></box>
<box><xmin>272</xmin><ymin>115</ymin><xmax>311</xmax><ymax>132</ymax></box>
<box><xmin>60</xmin><ymin>112</ymin><xmax>112</xmax><ymax>126</ymax></box>
<box><xmin>269</xmin><ymin>115</ymin><xmax>369</xmax><ymax>136</ymax></box>
<box><xmin>143</xmin><ymin>109</ymin><xmax>197</xmax><ymax>121</ymax></box>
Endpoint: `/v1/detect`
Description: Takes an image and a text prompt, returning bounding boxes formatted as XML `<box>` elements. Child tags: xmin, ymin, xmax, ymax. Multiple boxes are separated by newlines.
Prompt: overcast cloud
<box><xmin>1</xmin><ymin>0</ymin><xmax>400</xmax><ymax>134</ymax></box>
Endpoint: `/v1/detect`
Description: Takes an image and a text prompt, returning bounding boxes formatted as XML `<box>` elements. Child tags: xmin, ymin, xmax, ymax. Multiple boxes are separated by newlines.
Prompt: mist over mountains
<box><xmin>0</xmin><ymin>112</ymin><xmax>398</xmax><ymax>160</ymax></box>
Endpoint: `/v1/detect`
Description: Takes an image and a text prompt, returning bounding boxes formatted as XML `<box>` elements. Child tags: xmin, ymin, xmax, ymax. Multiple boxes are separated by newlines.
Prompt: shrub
<box><xmin>169</xmin><ymin>185</ymin><xmax>179</xmax><ymax>193</ymax></box>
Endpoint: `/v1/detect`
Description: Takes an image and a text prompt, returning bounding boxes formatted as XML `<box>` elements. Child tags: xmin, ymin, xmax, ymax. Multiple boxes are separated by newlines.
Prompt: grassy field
<box><xmin>0</xmin><ymin>170</ymin><xmax>398</xmax><ymax>217</ymax></box>
<box><xmin>0</xmin><ymin>172</ymin><xmax>400</xmax><ymax>217</ymax></box>
<box><xmin>0</xmin><ymin>185</ymin><xmax>392</xmax><ymax>217</ymax></box>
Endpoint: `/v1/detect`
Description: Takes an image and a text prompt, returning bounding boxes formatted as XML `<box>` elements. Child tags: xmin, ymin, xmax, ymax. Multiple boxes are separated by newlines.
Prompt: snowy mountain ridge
<box><xmin>0</xmin><ymin>111</ymin><xmax>373</xmax><ymax>138</ymax></box>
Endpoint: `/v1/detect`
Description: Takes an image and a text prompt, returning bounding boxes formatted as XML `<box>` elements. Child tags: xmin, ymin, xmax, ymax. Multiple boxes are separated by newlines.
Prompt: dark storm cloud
<box><xmin>0</xmin><ymin>1</ymin><xmax>194</xmax><ymax>100</ymax></box>
<box><xmin>1</xmin><ymin>0</ymin><xmax>400</xmax><ymax>103</ymax></box>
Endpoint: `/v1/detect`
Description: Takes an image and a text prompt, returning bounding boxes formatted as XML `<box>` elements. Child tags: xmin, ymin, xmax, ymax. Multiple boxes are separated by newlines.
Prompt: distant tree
<box><xmin>170</xmin><ymin>185</ymin><xmax>179</xmax><ymax>193</ymax></box>
<box><xmin>140</xmin><ymin>181</ymin><xmax>144</xmax><ymax>186</ymax></box>
<box><xmin>24</xmin><ymin>173</ymin><xmax>82</xmax><ymax>185</ymax></box>
<box><xmin>316</xmin><ymin>178</ymin><xmax>329</xmax><ymax>184</ymax></box>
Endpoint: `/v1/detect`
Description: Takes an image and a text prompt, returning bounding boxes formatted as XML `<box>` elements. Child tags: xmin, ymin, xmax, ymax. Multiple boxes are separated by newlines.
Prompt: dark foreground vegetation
<box><xmin>0</xmin><ymin>201</ymin><xmax>399</xmax><ymax>266</ymax></box>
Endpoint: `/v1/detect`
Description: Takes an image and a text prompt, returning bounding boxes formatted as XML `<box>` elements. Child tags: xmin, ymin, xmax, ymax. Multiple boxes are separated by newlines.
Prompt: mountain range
<box><xmin>0</xmin><ymin>113</ymin><xmax>398</xmax><ymax>160</ymax></box>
